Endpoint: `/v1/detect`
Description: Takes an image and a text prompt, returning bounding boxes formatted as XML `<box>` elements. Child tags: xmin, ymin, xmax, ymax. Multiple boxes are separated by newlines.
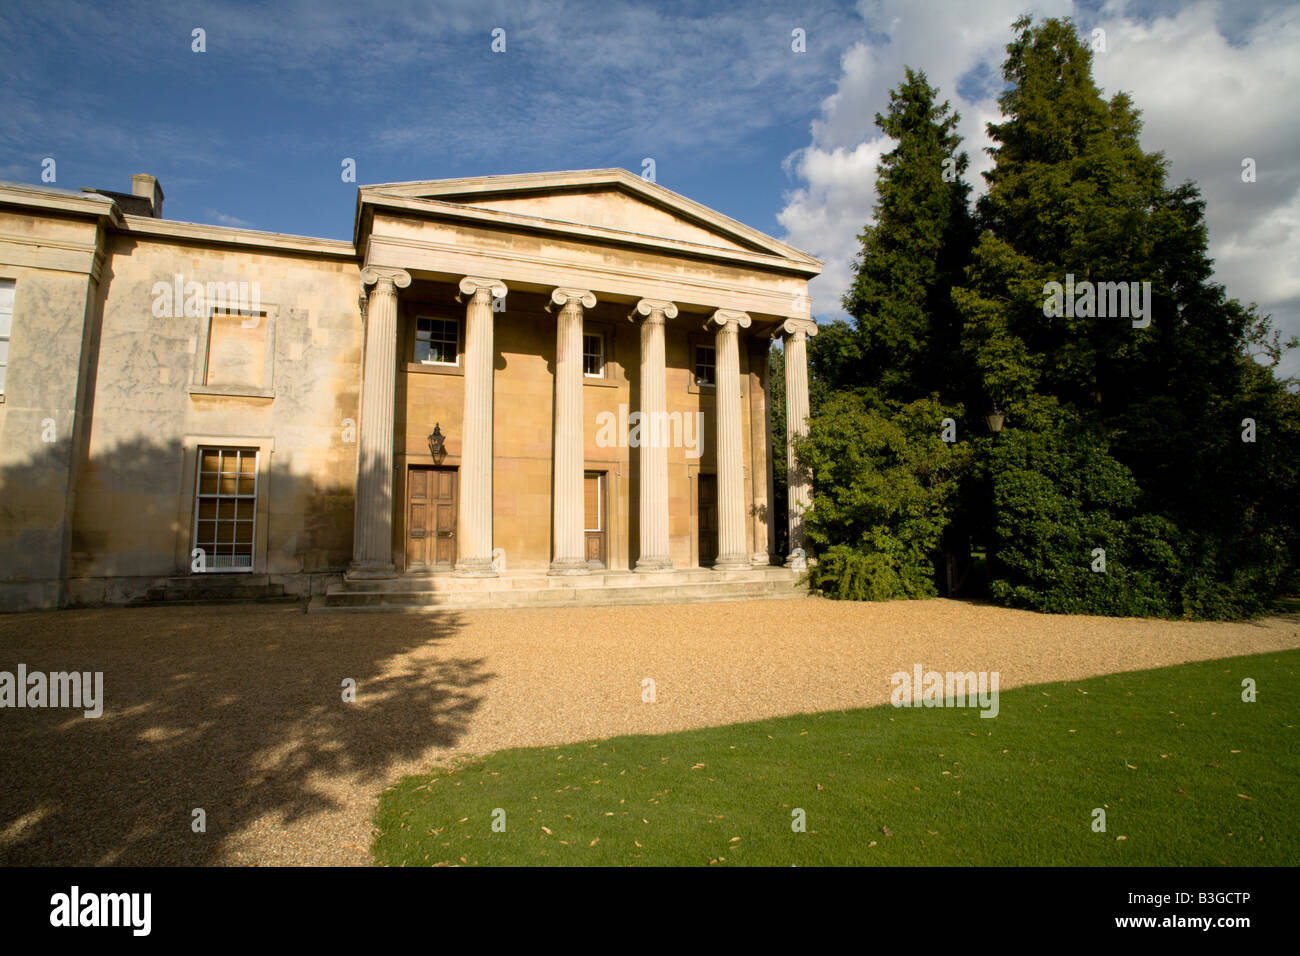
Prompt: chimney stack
<box><xmin>131</xmin><ymin>174</ymin><xmax>164</xmax><ymax>218</ymax></box>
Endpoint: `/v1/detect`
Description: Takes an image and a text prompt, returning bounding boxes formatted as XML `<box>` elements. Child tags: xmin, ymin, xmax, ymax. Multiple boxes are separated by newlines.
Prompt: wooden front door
<box><xmin>698</xmin><ymin>474</ymin><xmax>717</xmax><ymax>566</ymax></box>
<box><xmin>584</xmin><ymin>471</ymin><xmax>606</xmax><ymax>569</ymax></box>
<box><xmin>407</xmin><ymin>466</ymin><xmax>457</xmax><ymax>570</ymax></box>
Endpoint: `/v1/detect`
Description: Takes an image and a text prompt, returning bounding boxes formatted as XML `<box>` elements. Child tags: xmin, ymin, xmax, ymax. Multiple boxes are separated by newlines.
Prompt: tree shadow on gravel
<box><xmin>0</xmin><ymin>604</ymin><xmax>489</xmax><ymax>865</ymax></box>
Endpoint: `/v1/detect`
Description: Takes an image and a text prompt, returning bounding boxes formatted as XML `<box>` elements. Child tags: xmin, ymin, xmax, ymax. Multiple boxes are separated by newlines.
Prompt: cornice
<box><xmin>0</xmin><ymin>183</ymin><xmax>122</xmax><ymax>226</ymax></box>
<box><xmin>366</xmin><ymin>232</ymin><xmax>803</xmax><ymax>319</ymax></box>
<box><xmin>119</xmin><ymin>215</ymin><xmax>358</xmax><ymax>259</ymax></box>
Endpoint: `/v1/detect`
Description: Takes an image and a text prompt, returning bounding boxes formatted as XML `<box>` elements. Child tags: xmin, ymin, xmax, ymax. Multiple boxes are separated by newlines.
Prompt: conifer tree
<box><xmin>835</xmin><ymin>67</ymin><xmax>976</xmax><ymax>404</ymax></box>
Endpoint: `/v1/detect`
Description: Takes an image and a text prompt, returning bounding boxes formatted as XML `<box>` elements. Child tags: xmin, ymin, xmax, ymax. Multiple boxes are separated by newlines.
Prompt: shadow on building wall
<box><xmin>0</xmin><ymin>432</ymin><xmax>357</xmax><ymax>598</ymax></box>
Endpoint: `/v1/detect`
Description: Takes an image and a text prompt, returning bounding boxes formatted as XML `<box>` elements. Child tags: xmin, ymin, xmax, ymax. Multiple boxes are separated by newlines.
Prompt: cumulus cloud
<box><xmin>1091</xmin><ymin>1</ymin><xmax>1300</xmax><ymax>376</ymax></box>
<box><xmin>780</xmin><ymin>0</ymin><xmax>1300</xmax><ymax>379</ymax></box>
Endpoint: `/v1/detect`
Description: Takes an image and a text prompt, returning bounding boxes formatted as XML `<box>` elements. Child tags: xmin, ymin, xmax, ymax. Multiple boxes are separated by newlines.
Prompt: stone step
<box><xmin>153</xmin><ymin>573</ymin><xmax>273</xmax><ymax>589</ymax></box>
<box><xmin>343</xmin><ymin>567</ymin><xmax>797</xmax><ymax>594</ymax></box>
<box><xmin>139</xmin><ymin>594</ymin><xmax>302</xmax><ymax>608</ymax></box>
<box><xmin>313</xmin><ymin>576</ymin><xmax>809</xmax><ymax>612</ymax></box>
<box><xmin>141</xmin><ymin>575</ymin><xmax>290</xmax><ymax>605</ymax></box>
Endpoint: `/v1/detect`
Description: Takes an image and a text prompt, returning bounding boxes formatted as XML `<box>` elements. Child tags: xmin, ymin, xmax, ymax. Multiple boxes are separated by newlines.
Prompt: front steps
<box><xmin>140</xmin><ymin>574</ymin><xmax>300</xmax><ymax>607</ymax></box>
<box><xmin>311</xmin><ymin>566</ymin><xmax>810</xmax><ymax>612</ymax></box>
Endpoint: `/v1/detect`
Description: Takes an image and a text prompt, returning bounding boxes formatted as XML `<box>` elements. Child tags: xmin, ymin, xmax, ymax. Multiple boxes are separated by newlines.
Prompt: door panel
<box><xmin>698</xmin><ymin>474</ymin><xmax>717</xmax><ymax>566</ymax></box>
<box><xmin>406</xmin><ymin>468</ymin><xmax>430</xmax><ymax>569</ymax></box>
<box><xmin>583</xmin><ymin>471</ymin><xmax>606</xmax><ymax>569</ymax></box>
<box><xmin>407</xmin><ymin>466</ymin><xmax>457</xmax><ymax>570</ymax></box>
<box><xmin>434</xmin><ymin>469</ymin><xmax>457</xmax><ymax>566</ymax></box>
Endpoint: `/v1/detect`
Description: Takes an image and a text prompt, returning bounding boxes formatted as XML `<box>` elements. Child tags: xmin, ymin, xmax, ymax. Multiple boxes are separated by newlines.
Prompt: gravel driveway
<box><xmin>2</xmin><ymin>597</ymin><xmax>1297</xmax><ymax>865</ymax></box>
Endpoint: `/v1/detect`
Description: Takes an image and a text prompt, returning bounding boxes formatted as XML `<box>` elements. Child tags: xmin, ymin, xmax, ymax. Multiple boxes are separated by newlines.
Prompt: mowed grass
<box><xmin>372</xmin><ymin>649</ymin><xmax>1300</xmax><ymax>866</ymax></box>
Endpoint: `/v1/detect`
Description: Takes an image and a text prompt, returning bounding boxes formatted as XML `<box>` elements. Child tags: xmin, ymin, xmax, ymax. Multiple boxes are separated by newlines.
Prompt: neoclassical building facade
<box><xmin>0</xmin><ymin>169</ymin><xmax>819</xmax><ymax>611</ymax></box>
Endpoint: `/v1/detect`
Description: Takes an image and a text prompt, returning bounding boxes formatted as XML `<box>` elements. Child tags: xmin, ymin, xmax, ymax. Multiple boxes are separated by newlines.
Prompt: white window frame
<box><xmin>415</xmin><ymin>315</ymin><xmax>461</xmax><ymax>367</ymax></box>
<box><xmin>582</xmin><ymin>331</ymin><xmax>606</xmax><ymax>378</ymax></box>
<box><xmin>192</xmin><ymin>446</ymin><xmax>260</xmax><ymax>573</ymax></box>
<box><xmin>694</xmin><ymin>343</ymin><xmax>716</xmax><ymax>388</ymax></box>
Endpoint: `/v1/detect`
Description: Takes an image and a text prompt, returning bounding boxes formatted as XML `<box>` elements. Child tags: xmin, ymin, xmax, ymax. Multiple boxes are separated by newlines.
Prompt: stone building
<box><xmin>0</xmin><ymin>169</ymin><xmax>819</xmax><ymax>611</ymax></box>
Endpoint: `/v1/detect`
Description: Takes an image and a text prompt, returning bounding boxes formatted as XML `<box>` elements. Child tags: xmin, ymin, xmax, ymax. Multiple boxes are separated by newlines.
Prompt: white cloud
<box><xmin>780</xmin><ymin>0</ymin><xmax>1300</xmax><ymax>380</ymax></box>
<box><xmin>779</xmin><ymin>0</ymin><xmax>1072</xmax><ymax>320</ymax></box>
<box><xmin>1090</xmin><ymin>0</ymin><xmax>1300</xmax><ymax>377</ymax></box>
<box><xmin>778</xmin><ymin>141</ymin><xmax>887</xmax><ymax>315</ymax></box>
<box><xmin>206</xmin><ymin>209</ymin><xmax>255</xmax><ymax>229</ymax></box>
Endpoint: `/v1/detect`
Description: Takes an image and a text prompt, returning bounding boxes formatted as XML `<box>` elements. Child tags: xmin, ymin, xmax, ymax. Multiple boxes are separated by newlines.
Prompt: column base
<box><xmin>750</xmin><ymin>553</ymin><xmax>772</xmax><ymax>567</ymax></box>
<box><xmin>454</xmin><ymin>557</ymin><xmax>498</xmax><ymax>578</ymax></box>
<box><xmin>635</xmin><ymin>556</ymin><xmax>674</xmax><ymax>573</ymax></box>
<box><xmin>548</xmin><ymin>558</ymin><xmax>591</xmax><ymax>576</ymax></box>
<box><xmin>346</xmin><ymin>562</ymin><xmax>397</xmax><ymax>581</ymax></box>
<box><xmin>713</xmin><ymin>553</ymin><xmax>750</xmax><ymax>571</ymax></box>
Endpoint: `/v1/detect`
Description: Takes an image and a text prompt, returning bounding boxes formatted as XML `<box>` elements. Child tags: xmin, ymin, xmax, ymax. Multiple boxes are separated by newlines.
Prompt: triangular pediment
<box><xmin>359</xmin><ymin>169</ymin><xmax>820</xmax><ymax>268</ymax></box>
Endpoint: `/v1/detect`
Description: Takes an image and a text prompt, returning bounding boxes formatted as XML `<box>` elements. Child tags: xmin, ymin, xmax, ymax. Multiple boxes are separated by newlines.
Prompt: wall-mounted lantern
<box><xmin>985</xmin><ymin>402</ymin><xmax>1005</xmax><ymax>436</ymax></box>
<box><xmin>428</xmin><ymin>423</ymin><xmax>446</xmax><ymax>461</ymax></box>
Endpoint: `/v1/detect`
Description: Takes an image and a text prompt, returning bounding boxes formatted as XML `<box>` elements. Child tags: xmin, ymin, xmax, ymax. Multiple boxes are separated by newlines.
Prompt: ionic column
<box><xmin>349</xmin><ymin>266</ymin><xmax>411</xmax><ymax>578</ymax></box>
<box><xmin>783</xmin><ymin>317</ymin><xmax>817</xmax><ymax>565</ymax></box>
<box><xmin>454</xmin><ymin>276</ymin><xmax>507</xmax><ymax>576</ymax></box>
<box><xmin>630</xmin><ymin>299</ymin><xmax>677</xmax><ymax>571</ymax></box>
<box><xmin>748</xmin><ymin>338</ymin><xmax>773</xmax><ymax>566</ymax></box>
<box><xmin>711</xmin><ymin>309</ymin><xmax>751</xmax><ymax>571</ymax></box>
<box><xmin>549</xmin><ymin>288</ymin><xmax>597</xmax><ymax>574</ymax></box>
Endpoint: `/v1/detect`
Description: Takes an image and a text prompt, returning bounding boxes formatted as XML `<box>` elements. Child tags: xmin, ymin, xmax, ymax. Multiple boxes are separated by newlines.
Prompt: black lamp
<box><xmin>428</xmin><ymin>423</ymin><xmax>446</xmax><ymax>460</ymax></box>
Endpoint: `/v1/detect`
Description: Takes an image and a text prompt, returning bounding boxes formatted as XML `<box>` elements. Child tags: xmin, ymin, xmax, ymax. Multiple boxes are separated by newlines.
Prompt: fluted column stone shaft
<box><xmin>748</xmin><ymin>339</ymin><xmax>773</xmax><ymax>566</ymax></box>
<box><xmin>711</xmin><ymin>309</ymin><xmax>751</xmax><ymax>570</ymax></box>
<box><xmin>349</xmin><ymin>267</ymin><xmax>410</xmax><ymax>578</ymax></box>
<box><xmin>631</xmin><ymin>299</ymin><xmax>677</xmax><ymax>571</ymax></box>
<box><xmin>550</xmin><ymin>288</ymin><xmax>597</xmax><ymax>574</ymax></box>
<box><xmin>783</xmin><ymin>318</ymin><xmax>817</xmax><ymax>565</ymax></box>
<box><xmin>455</xmin><ymin>276</ymin><xmax>507</xmax><ymax>576</ymax></box>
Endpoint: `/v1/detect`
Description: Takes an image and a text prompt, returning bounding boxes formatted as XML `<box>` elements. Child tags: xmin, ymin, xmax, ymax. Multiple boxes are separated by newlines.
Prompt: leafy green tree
<box><xmin>799</xmin><ymin>393</ymin><xmax>971</xmax><ymax>600</ymax></box>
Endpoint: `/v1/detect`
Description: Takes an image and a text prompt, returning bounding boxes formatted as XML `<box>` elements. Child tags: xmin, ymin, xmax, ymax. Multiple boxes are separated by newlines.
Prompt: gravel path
<box><xmin>1</xmin><ymin>597</ymin><xmax>1297</xmax><ymax>866</ymax></box>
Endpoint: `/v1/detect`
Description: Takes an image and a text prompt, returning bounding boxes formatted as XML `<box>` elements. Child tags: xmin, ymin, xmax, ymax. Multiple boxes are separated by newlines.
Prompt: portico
<box><xmin>337</xmin><ymin>169</ymin><xmax>821</xmax><ymax>606</ymax></box>
<box><xmin>0</xmin><ymin>167</ymin><xmax>820</xmax><ymax>612</ymax></box>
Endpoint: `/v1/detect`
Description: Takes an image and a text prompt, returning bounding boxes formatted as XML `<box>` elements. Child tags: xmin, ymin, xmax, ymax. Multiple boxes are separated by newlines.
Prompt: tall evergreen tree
<box><xmin>834</xmin><ymin>67</ymin><xmax>976</xmax><ymax>405</ymax></box>
<box><xmin>800</xmin><ymin>68</ymin><xmax>979</xmax><ymax>600</ymax></box>
<box><xmin>954</xmin><ymin>15</ymin><xmax>1298</xmax><ymax>617</ymax></box>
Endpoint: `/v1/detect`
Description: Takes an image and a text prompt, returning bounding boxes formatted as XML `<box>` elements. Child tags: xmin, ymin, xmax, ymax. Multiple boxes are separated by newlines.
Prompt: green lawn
<box><xmin>373</xmin><ymin>649</ymin><xmax>1300</xmax><ymax>866</ymax></box>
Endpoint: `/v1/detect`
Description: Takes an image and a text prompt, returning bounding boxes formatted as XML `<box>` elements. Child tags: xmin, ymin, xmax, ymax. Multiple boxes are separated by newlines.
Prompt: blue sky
<box><xmin>1</xmin><ymin>0</ymin><xmax>859</xmax><ymax>239</ymax></box>
<box><xmin>2</xmin><ymin>0</ymin><xmax>1296</xmax><ymax>377</ymax></box>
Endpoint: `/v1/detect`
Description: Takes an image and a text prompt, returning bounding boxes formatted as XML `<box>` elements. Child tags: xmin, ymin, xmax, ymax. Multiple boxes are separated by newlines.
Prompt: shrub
<box><xmin>801</xmin><ymin>393</ymin><xmax>970</xmax><ymax>601</ymax></box>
